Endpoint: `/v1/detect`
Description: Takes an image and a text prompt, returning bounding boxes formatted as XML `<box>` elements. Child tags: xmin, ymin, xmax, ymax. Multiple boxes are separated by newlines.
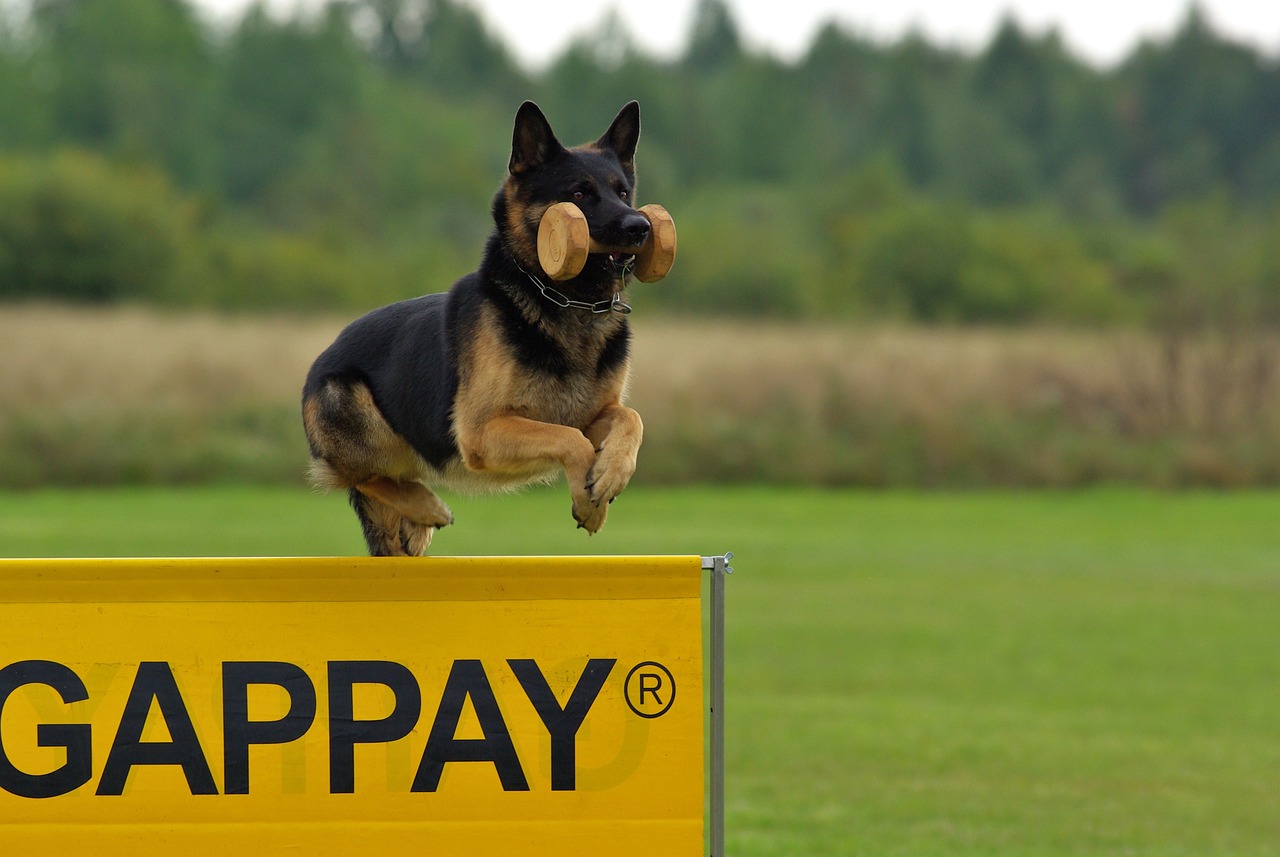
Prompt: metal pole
<box><xmin>702</xmin><ymin>552</ymin><xmax>732</xmax><ymax>856</ymax></box>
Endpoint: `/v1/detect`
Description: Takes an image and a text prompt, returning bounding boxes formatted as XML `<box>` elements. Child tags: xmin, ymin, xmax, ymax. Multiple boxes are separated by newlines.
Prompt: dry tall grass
<box><xmin>2</xmin><ymin>303</ymin><xmax>1277</xmax><ymax>487</ymax></box>
<box><xmin>0</xmin><ymin>303</ymin><xmax>334</xmax><ymax>410</ymax></box>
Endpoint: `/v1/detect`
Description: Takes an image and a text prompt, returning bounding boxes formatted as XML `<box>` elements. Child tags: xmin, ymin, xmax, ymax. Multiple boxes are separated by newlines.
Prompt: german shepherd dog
<box><xmin>302</xmin><ymin>102</ymin><xmax>648</xmax><ymax>556</ymax></box>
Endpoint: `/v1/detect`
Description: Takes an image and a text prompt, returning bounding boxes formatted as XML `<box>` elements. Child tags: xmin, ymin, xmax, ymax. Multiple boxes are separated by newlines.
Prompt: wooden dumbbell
<box><xmin>537</xmin><ymin>202</ymin><xmax>677</xmax><ymax>283</ymax></box>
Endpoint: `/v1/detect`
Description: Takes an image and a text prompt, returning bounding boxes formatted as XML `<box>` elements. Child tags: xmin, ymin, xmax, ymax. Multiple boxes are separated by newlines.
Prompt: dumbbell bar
<box><xmin>537</xmin><ymin>202</ymin><xmax>677</xmax><ymax>283</ymax></box>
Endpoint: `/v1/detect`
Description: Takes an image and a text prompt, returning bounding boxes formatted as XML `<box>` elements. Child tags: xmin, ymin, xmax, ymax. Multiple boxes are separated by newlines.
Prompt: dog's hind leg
<box><xmin>348</xmin><ymin>488</ymin><xmax>407</xmax><ymax>557</ymax></box>
<box><xmin>355</xmin><ymin>477</ymin><xmax>454</xmax><ymax>529</ymax></box>
<box><xmin>350</xmin><ymin>476</ymin><xmax>453</xmax><ymax>557</ymax></box>
<box><xmin>400</xmin><ymin>519</ymin><xmax>435</xmax><ymax>557</ymax></box>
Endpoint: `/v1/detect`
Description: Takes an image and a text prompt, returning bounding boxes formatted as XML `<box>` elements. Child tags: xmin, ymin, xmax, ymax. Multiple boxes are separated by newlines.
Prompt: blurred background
<box><xmin>2</xmin><ymin>5</ymin><xmax>1279</xmax><ymax>853</ymax></box>
<box><xmin>0</xmin><ymin>0</ymin><xmax>1278</xmax><ymax>487</ymax></box>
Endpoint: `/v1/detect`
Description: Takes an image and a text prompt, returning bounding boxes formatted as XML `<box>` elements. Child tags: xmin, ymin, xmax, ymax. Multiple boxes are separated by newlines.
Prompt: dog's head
<box><xmin>496</xmin><ymin>102</ymin><xmax>649</xmax><ymax>281</ymax></box>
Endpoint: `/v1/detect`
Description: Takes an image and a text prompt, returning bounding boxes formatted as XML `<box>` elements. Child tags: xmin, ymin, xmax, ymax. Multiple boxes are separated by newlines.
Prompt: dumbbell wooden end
<box><xmin>634</xmin><ymin>203</ymin><xmax>676</xmax><ymax>283</ymax></box>
<box><xmin>536</xmin><ymin>201</ymin><xmax>677</xmax><ymax>283</ymax></box>
<box><xmin>537</xmin><ymin>202</ymin><xmax>591</xmax><ymax>281</ymax></box>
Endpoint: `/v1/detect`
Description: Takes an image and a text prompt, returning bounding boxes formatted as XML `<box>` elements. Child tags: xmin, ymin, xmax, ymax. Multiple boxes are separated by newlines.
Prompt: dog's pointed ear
<box><xmin>597</xmin><ymin>101</ymin><xmax>640</xmax><ymax>167</ymax></box>
<box><xmin>510</xmin><ymin>101</ymin><xmax>563</xmax><ymax>175</ymax></box>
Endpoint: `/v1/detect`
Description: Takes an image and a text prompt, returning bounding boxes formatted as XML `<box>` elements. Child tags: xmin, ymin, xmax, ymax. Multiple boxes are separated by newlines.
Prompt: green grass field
<box><xmin>2</xmin><ymin>486</ymin><xmax>1279</xmax><ymax>855</ymax></box>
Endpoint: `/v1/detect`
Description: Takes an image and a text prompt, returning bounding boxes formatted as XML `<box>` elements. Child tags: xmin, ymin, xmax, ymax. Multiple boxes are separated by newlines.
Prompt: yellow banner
<box><xmin>0</xmin><ymin>557</ymin><xmax>705</xmax><ymax>855</ymax></box>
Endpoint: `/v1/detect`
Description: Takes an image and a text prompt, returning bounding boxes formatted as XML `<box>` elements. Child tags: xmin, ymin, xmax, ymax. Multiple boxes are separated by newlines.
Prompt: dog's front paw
<box><xmin>569</xmin><ymin>445</ymin><xmax>636</xmax><ymax>534</ymax></box>
<box><xmin>571</xmin><ymin>485</ymin><xmax>608</xmax><ymax>534</ymax></box>
<box><xmin>587</xmin><ymin>443</ymin><xmax>637</xmax><ymax>507</ymax></box>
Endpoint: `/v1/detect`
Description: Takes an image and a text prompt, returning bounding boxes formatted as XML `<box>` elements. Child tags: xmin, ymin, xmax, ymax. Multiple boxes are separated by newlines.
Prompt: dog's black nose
<box><xmin>621</xmin><ymin>213</ymin><xmax>650</xmax><ymax>246</ymax></box>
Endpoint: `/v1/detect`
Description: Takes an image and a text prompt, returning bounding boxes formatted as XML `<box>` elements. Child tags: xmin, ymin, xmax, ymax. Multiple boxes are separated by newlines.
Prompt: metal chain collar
<box><xmin>519</xmin><ymin>265</ymin><xmax>633</xmax><ymax>315</ymax></box>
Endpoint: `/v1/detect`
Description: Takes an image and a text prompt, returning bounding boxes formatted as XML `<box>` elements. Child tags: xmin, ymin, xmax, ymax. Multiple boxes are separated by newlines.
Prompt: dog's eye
<box><xmin>572</xmin><ymin>191</ymin><xmax>585</xmax><ymax>201</ymax></box>
<box><xmin>619</xmin><ymin>190</ymin><xmax>629</xmax><ymax>200</ymax></box>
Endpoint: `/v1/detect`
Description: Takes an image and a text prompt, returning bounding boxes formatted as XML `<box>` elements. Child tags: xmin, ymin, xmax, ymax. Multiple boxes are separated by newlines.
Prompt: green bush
<box><xmin>856</xmin><ymin>201</ymin><xmax>975</xmax><ymax>321</ymax></box>
<box><xmin>650</xmin><ymin>185</ymin><xmax>824</xmax><ymax>317</ymax></box>
<box><xmin>0</xmin><ymin>151</ymin><xmax>185</xmax><ymax>302</ymax></box>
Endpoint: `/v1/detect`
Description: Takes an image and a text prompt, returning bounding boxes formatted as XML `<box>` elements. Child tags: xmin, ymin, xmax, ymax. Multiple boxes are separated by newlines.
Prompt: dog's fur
<box><xmin>302</xmin><ymin>102</ymin><xmax>648</xmax><ymax>556</ymax></box>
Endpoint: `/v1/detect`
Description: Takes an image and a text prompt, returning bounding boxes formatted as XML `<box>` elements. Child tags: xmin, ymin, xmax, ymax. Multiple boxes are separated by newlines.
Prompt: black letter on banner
<box><xmin>327</xmin><ymin>661</ymin><xmax>421</xmax><ymax>794</ymax></box>
<box><xmin>508</xmin><ymin>658</ymin><xmax>615</xmax><ymax>791</ymax></box>
<box><xmin>222</xmin><ymin>662</ymin><xmax>316</xmax><ymax>795</ymax></box>
<box><xmin>97</xmin><ymin>662</ymin><xmax>218</xmax><ymax>795</ymax></box>
<box><xmin>640</xmin><ymin>673</ymin><xmax>664</xmax><ymax>705</ymax></box>
<box><xmin>412</xmin><ymin>660</ymin><xmax>528</xmax><ymax>792</ymax></box>
<box><xmin>0</xmin><ymin>660</ymin><xmax>92</xmax><ymax>798</ymax></box>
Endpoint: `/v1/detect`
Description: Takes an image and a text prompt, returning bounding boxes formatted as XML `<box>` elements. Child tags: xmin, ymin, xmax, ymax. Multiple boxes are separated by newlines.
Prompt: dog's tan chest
<box><xmin>454</xmin><ymin>307</ymin><xmax>627</xmax><ymax>434</ymax></box>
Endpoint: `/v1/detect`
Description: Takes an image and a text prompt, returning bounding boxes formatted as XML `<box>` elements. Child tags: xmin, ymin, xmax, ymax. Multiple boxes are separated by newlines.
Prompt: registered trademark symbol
<box><xmin>624</xmin><ymin>661</ymin><xmax>675</xmax><ymax>718</ymax></box>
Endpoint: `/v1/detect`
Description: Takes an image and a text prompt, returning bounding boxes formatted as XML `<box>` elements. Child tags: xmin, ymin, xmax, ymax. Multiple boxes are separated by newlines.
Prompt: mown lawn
<box><xmin>2</xmin><ymin>485</ymin><xmax>1279</xmax><ymax>855</ymax></box>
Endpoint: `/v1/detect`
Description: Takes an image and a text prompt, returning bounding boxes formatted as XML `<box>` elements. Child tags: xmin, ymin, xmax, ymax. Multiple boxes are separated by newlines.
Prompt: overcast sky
<box><xmin>192</xmin><ymin>0</ymin><xmax>1280</xmax><ymax>69</ymax></box>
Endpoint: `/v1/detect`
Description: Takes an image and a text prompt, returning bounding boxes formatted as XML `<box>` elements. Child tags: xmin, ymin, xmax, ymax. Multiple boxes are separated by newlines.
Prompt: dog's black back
<box><xmin>304</xmin><ymin>290</ymin><xmax>461</xmax><ymax>470</ymax></box>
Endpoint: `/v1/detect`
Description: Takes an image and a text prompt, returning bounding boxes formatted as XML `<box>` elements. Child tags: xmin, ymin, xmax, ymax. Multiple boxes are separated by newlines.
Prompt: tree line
<box><xmin>0</xmin><ymin>0</ymin><xmax>1277</xmax><ymax>326</ymax></box>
